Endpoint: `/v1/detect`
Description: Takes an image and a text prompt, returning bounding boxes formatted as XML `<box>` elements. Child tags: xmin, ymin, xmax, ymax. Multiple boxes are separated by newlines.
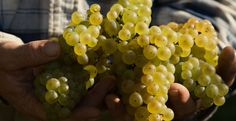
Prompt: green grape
<box><xmin>141</xmin><ymin>74</ymin><xmax>153</xmax><ymax>85</ymax></box>
<box><xmin>155</xmin><ymin>96</ymin><xmax>167</xmax><ymax>104</ymax></box>
<box><xmin>149</xmin><ymin>113</ymin><xmax>162</xmax><ymax>121</ymax></box>
<box><xmin>93</xmin><ymin>35</ymin><xmax>106</xmax><ymax>50</ymax></box>
<box><xmin>198</xmin><ymin>74</ymin><xmax>211</xmax><ymax>86</ymax></box>
<box><xmin>217</xmin><ymin>83</ymin><xmax>229</xmax><ymax>96</ymax></box>
<box><xmin>156</xmin><ymin>64</ymin><xmax>168</xmax><ymax>74</ymax></box>
<box><xmin>206</xmin><ymin>84</ymin><xmax>219</xmax><ymax>98</ymax></box>
<box><xmin>63</xmin><ymin>27</ymin><xmax>73</xmax><ymax>38</ymax></box>
<box><xmin>129</xmin><ymin>92</ymin><xmax>143</xmax><ymax>107</ymax></box>
<box><xmin>118</xmin><ymin>28</ymin><xmax>131</xmax><ymax>41</ymax></box>
<box><xmin>74</xmin><ymin>43</ymin><xmax>87</xmax><ymax>56</ymax></box>
<box><xmin>147</xmin><ymin>82</ymin><xmax>159</xmax><ymax>95</ymax></box>
<box><xmin>200</xmin><ymin>96</ymin><xmax>213</xmax><ymax>108</ymax></box>
<box><xmin>195</xmin><ymin>34</ymin><xmax>208</xmax><ymax>48</ymax></box>
<box><xmin>153</xmin><ymin>72</ymin><xmax>166</xmax><ymax>84</ymax></box>
<box><xmin>135</xmin><ymin>22</ymin><xmax>149</xmax><ymax>35</ymax></box>
<box><xmin>135</xmin><ymin>106</ymin><xmax>150</xmax><ymax>121</ymax></box>
<box><xmin>166</xmin><ymin>72</ymin><xmax>175</xmax><ymax>83</ymax></box>
<box><xmin>138</xmin><ymin>5</ymin><xmax>151</xmax><ymax>17</ymax></box>
<box><xmin>58</xmin><ymin>83</ymin><xmax>69</xmax><ymax>94</ymax></box>
<box><xmin>90</xmin><ymin>4</ymin><xmax>101</xmax><ymax>13</ymax></box>
<box><xmin>154</xmin><ymin>34</ymin><xmax>168</xmax><ymax>47</ymax></box>
<box><xmin>213</xmin><ymin>96</ymin><xmax>225</xmax><ymax>106</ymax></box>
<box><xmin>166</xmin><ymin>63</ymin><xmax>175</xmax><ymax>73</ymax></box>
<box><xmin>80</xmin><ymin>32</ymin><xmax>92</xmax><ymax>45</ymax></box>
<box><xmin>166</xmin><ymin>30</ymin><xmax>178</xmax><ymax>43</ymax></box>
<box><xmin>157</xmin><ymin>47</ymin><xmax>171</xmax><ymax>61</ymax></box>
<box><xmin>143</xmin><ymin>45</ymin><xmax>158</xmax><ymax>60</ymax></box>
<box><xmin>103</xmin><ymin>19</ymin><xmax>120</xmax><ymax>37</ymax></box>
<box><xmin>45</xmin><ymin>90</ymin><xmax>58</xmax><ymax>104</ymax></box>
<box><xmin>65</xmin><ymin>32</ymin><xmax>80</xmax><ymax>46</ymax></box>
<box><xmin>77</xmin><ymin>54</ymin><xmax>89</xmax><ymax>65</ymax></box>
<box><xmin>74</xmin><ymin>25</ymin><xmax>87</xmax><ymax>34</ymax></box>
<box><xmin>101</xmin><ymin>38</ymin><xmax>117</xmax><ymax>55</ymax></box>
<box><xmin>46</xmin><ymin>78</ymin><xmax>61</xmax><ymax>90</ymax></box>
<box><xmin>87</xmin><ymin>37</ymin><xmax>98</xmax><ymax>47</ymax></box>
<box><xmin>126</xmin><ymin>4</ymin><xmax>138</xmax><ymax>11</ymax></box>
<box><xmin>87</xmin><ymin>25</ymin><xmax>100</xmax><ymax>38</ymax></box>
<box><xmin>58</xmin><ymin>94</ymin><xmax>70</xmax><ymax>106</ymax></box>
<box><xmin>122</xmin><ymin>50</ymin><xmax>136</xmax><ymax>65</ymax></box>
<box><xmin>86</xmin><ymin>78</ymin><xmax>95</xmax><ymax>89</ymax></box>
<box><xmin>181</xmin><ymin>70</ymin><xmax>192</xmax><ymax>80</ymax></box>
<box><xmin>162</xmin><ymin>108</ymin><xmax>174</xmax><ymax>121</ymax></box>
<box><xmin>205</xmin><ymin>38</ymin><xmax>217</xmax><ymax>51</ymax></box>
<box><xmin>182</xmin><ymin>61</ymin><xmax>193</xmax><ymax>70</ymax></box>
<box><xmin>141</xmin><ymin>0</ymin><xmax>152</xmax><ymax>7</ymax></box>
<box><xmin>84</xmin><ymin>65</ymin><xmax>97</xmax><ymax>78</ymax></box>
<box><xmin>183</xmin><ymin>79</ymin><xmax>196</xmax><ymax>91</ymax></box>
<box><xmin>178</xmin><ymin>34</ymin><xmax>194</xmax><ymax>49</ymax></box>
<box><xmin>118</xmin><ymin>0</ymin><xmax>130</xmax><ymax>7</ymax></box>
<box><xmin>188</xmin><ymin>57</ymin><xmax>199</xmax><ymax>68</ymax></box>
<box><xmin>111</xmin><ymin>3</ymin><xmax>124</xmax><ymax>14</ymax></box>
<box><xmin>142</xmin><ymin>92</ymin><xmax>154</xmax><ymax>104</ymax></box>
<box><xmin>107</xmin><ymin>10</ymin><xmax>118</xmax><ymax>21</ymax></box>
<box><xmin>122</xmin><ymin>10</ymin><xmax>138</xmax><ymax>23</ymax></box>
<box><xmin>137</xmin><ymin>34</ymin><xmax>150</xmax><ymax>47</ymax></box>
<box><xmin>143</xmin><ymin>63</ymin><xmax>156</xmax><ymax>75</ymax></box>
<box><xmin>117</xmin><ymin>41</ymin><xmax>129</xmax><ymax>53</ymax></box>
<box><xmin>180</xmin><ymin>48</ymin><xmax>191</xmax><ymax>57</ymax></box>
<box><xmin>194</xmin><ymin>86</ymin><xmax>206</xmax><ymax>99</ymax></box>
<box><xmin>166</xmin><ymin>42</ymin><xmax>176</xmax><ymax>55</ymax></box>
<box><xmin>147</xmin><ymin>100</ymin><xmax>163</xmax><ymax>114</ymax></box>
<box><xmin>170</xmin><ymin>55</ymin><xmax>180</xmax><ymax>64</ymax></box>
<box><xmin>149</xmin><ymin>26</ymin><xmax>161</xmax><ymax>35</ymax></box>
<box><xmin>138</xmin><ymin>16</ymin><xmax>151</xmax><ymax>25</ymax></box>
<box><xmin>89</xmin><ymin>12</ymin><xmax>103</xmax><ymax>25</ymax></box>
<box><xmin>123</xmin><ymin>22</ymin><xmax>135</xmax><ymax>34</ymax></box>
<box><xmin>71</xmin><ymin>11</ymin><xmax>85</xmax><ymax>25</ymax></box>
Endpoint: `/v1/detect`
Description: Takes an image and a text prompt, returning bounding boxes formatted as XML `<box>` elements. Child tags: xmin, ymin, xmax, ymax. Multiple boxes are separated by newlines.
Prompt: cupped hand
<box><xmin>0</xmin><ymin>39</ymin><xmax>117</xmax><ymax>121</ymax></box>
<box><xmin>0</xmin><ymin>39</ymin><xmax>60</xmax><ymax>121</ymax></box>
<box><xmin>105</xmin><ymin>46</ymin><xmax>236</xmax><ymax>121</ymax></box>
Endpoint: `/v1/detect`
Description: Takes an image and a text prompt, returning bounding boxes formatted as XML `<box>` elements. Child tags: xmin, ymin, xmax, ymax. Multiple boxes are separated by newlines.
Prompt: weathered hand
<box><xmin>0</xmin><ymin>39</ymin><xmax>60</xmax><ymax>121</ymax></box>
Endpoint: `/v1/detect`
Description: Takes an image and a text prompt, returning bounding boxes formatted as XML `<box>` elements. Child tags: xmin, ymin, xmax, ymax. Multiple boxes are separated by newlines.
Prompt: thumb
<box><xmin>13</xmin><ymin>40</ymin><xmax>60</xmax><ymax>69</ymax></box>
<box><xmin>168</xmin><ymin>83</ymin><xmax>196</xmax><ymax>120</ymax></box>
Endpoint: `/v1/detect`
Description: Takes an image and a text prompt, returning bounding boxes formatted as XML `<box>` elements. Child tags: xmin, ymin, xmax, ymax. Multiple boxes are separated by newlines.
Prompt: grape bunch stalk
<box><xmin>34</xmin><ymin>0</ymin><xmax>229</xmax><ymax>121</ymax></box>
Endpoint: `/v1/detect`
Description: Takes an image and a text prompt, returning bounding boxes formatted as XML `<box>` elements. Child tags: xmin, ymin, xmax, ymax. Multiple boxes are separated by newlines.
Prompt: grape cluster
<box><xmin>34</xmin><ymin>0</ymin><xmax>229</xmax><ymax>121</ymax></box>
<box><xmin>34</xmin><ymin>62</ymin><xmax>90</xmax><ymax>121</ymax></box>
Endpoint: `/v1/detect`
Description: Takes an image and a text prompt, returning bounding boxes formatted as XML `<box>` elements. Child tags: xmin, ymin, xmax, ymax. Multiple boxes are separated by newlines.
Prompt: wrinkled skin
<box><xmin>0</xmin><ymin>39</ymin><xmax>115</xmax><ymax>121</ymax></box>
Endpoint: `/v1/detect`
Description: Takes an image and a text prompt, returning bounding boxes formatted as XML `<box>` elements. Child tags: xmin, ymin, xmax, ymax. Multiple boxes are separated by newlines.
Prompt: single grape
<box><xmin>46</xmin><ymin>78</ymin><xmax>61</xmax><ymax>90</ymax></box>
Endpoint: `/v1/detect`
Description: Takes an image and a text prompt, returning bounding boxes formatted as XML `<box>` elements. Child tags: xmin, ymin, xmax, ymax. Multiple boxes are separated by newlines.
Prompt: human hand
<box><xmin>0</xmin><ymin>39</ymin><xmax>60</xmax><ymax>121</ymax></box>
<box><xmin>0</xmin><ymin>38</ymin><xmax>117</xmax><ymax>121</ymax></box>
<box><xmin>105</xmin><ymin>46</ymin><xmax>236</xmax><ymax>121</ymax></box>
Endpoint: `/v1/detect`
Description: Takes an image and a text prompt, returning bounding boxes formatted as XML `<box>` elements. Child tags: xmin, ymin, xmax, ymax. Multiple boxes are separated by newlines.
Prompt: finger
<box><xmin>168</xmin><ymin>83</ymin><xmax>196</xmax><ymax>120</ymax></box>
<box><xmin>2</xmin><ymin>40</ymin><xmax>60</xmax><ymax>70</ymax></box>
<box><xmin>63</xmin><ymin>107</ymin><xmax>100</xmax><ymax>121</ymax></box>
<box><xmin>105</xmin><ymin>94</ymin><xmax>131</xmax><ymax>121</ymax></box>
<box><xmin>80</xmin><ymin>76</ymin><xmax>116</xmax><ymax>107</ymax></box>
<box><xmin>217</xmin><ymin>46</ymin><xmax>236</xmax><ymax>86</ymax></box>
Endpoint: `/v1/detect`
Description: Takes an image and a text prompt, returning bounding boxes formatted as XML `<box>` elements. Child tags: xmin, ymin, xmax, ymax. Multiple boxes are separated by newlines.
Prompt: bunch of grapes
<box><xmin>34</xmin><ymin>0</ymin><xmax>229</xmax><ymax>121</ymax></box>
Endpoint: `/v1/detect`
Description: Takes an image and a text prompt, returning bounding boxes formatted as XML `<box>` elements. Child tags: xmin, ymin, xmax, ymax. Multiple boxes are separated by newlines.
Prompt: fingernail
<box><xmin>42</xmin><ymin>41</ymin><xmax>60</xmax><ymax>57</ymax></box>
